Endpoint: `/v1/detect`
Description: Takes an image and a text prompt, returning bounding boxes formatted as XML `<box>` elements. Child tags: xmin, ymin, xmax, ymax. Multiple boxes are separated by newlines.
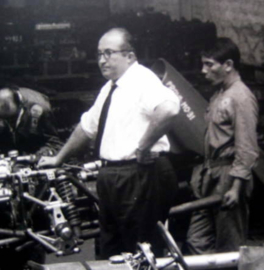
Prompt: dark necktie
<box><xmin>94</xmin><ymin>83</ymin><xmax>117</xmax><ymax>158</ymax></box>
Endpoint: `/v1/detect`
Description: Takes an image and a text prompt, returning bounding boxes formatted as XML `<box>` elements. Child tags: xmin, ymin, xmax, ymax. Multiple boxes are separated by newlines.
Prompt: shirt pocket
<box><xmin>212</xmin><ymin>98</ymin><xmax>233</xmax><ymax>125</ymax></box>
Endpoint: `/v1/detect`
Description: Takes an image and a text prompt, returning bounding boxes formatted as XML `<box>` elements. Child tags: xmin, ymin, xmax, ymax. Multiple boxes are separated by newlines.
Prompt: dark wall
<box><xmin>0</xmin><ymin>6</ymin><xmax>218</xmax><ymax>131</ymax></box>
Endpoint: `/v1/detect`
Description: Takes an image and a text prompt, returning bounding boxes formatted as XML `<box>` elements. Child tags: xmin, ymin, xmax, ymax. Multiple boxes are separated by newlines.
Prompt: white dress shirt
<box><xmin>81</xmin><ymin>61</ymin><xmax>180</xmax><ymax>160</ymax></box>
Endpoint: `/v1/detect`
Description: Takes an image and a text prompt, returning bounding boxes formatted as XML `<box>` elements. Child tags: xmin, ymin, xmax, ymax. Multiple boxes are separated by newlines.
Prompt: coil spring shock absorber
<box><xmin>55</xmin><ymin>170</ymin><xmax>81</xmax><ymax>238</ymax></box>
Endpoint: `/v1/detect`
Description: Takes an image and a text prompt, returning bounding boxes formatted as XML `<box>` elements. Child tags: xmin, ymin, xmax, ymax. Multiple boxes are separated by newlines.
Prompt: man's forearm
<box><xmin>138</xmin><ymin>101</ymin><xmax>179</xmax><ymax>152</ymax></box>
<box><xmin>56</xmin><ymin>123</ymin><xmax>91</xmax><ymax>164</ymax></box>
<box><xmin>230</xmin><ymin>178</ymin><xmax>244</xmax><ymax>194</ymax></box>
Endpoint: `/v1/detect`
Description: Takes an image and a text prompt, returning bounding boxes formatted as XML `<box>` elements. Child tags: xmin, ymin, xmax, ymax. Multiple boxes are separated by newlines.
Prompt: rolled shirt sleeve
<box><xmin>229</xmin><ymin>93</ymin><xmax>259</xmax><ymax>180</ymax></box>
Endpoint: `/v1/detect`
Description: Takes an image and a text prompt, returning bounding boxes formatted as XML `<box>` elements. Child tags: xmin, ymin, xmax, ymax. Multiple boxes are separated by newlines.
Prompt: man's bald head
<box><xmin>101</xmin><ymin>28</ymin><xmax>136</xmax><ymax>52</ymax></box>
<box><xmin>98</xmin><ymin>28</ymin><xmax>137</xmax><ymax>81</ymax></box>
<box><xmin>0</xmin><ymin>88</ymin><xmax>19</xmax><ymax>119</ymax></box>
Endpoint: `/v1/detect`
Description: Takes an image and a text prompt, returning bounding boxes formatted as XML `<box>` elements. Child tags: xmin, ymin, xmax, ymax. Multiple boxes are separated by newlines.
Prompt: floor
<box><xmin>45</xmin><ymin>239</ymin><xmax>96</xmax><ymax>264</ymax></box>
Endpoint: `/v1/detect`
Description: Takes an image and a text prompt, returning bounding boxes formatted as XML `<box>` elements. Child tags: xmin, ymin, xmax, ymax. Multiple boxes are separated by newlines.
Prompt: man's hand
<box><xmin>36</xmin><ymin>146</ymin><xmax>54</xmax><ymax>158</ymax></box>
<box><xmin>37</xmin><ymin>156</ymin><xmax>61</xmax><ymax>168</ymax></box>
<box><xmin>37</xmin><ymin>123</ymin><xmax>90</xmax><ymax>169</ymax></box>
<box><xmin>136</xmin><ymin>148</ymin><xmax>158</xmax><ymax>165</ymax></box>
<box><xmin>222</xmin><ymin>189</ymin><xmax>239</xmax><ymax>209</ymax></box>
<box><xmin>222</xmin><ymin>178</ymin><xmax>243</xmax><ymax>209</ymax></box>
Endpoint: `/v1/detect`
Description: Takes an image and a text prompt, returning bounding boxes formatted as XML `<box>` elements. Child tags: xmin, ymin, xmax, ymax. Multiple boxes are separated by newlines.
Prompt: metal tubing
<box><xmin>183</xmin><ymin>252</ymin><xmax>239</xmax><ymax>269</ymax></box>
<box><xmin>27</xmin><ymin>229</ymin><xmax>59</xmax><ymax>253</ymax></box>
<box><xmin>155</xmin><ymin>252</ymin><xmax>239</xmax><ymax>269</ymax></box>
<box><xmin>169</xmin><ymin>195</ymin><xmax>222</xmax><ymax>216</ymax></box>
<box><xmin>0</xmin><ymin>237</ymin><xmax>22</xmax><ymax>245</ymax></box>
<box><xmin>81</xmin><ymin>228</ymin><xmax>100</xmax><ymax>239</ymax></box>
<box><xmin>0</xmin><ymin>228</ymin><xmax>25</xmax><ymax>237</ymax></box>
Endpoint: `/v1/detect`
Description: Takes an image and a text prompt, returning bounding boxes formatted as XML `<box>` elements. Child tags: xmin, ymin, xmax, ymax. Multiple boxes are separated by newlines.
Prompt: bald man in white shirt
<box><xmin>38</xmin><ymin>27</ymin><xmax>180</xmax><ymax>259</ymax></box>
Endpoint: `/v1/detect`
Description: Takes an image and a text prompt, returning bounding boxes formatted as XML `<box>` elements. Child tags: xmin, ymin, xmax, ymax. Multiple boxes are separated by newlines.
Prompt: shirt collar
<box><xmin>222</xmin><ymin>73</ymin><xmax>241</xmax><ymax>92</ymax></box>
<box><xmin>113</xmin><ymin>61</ymin><xmax>139</xmax><ymax>89</ymax></box>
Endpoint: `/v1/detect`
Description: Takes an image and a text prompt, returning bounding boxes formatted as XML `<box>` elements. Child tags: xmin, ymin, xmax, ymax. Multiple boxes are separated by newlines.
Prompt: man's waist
<box><xmin>204</xmin><ymin>157</ymin><xmax>234</xmax><ymax>168</ymax></box>
<box><xmin>101</xmin><ymin>152</ymin><xmax>169</xmax><ymax>167</ymax></box>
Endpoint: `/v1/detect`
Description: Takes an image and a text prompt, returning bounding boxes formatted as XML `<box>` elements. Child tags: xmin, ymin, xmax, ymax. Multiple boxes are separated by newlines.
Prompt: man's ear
<box><xmin>127</xmin><ymin>51</ymin><xmax>136</xmax><ymax>62</ymax></box>
<box><xmin>225</xmin><ymin>59</ymin><xmax>234</xmax><ymax>72</ymax></box>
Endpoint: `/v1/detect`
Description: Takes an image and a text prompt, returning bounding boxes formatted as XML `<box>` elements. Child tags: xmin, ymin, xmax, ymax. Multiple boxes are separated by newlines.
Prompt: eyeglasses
<box><xmin>97</xmin><ymin>49</ymin><xmax>131</xmax><ymax>60</ymax></box>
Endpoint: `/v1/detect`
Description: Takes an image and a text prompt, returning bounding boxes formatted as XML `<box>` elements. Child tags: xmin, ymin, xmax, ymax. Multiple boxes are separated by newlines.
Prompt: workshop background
<box><xmin>0</xmin><ymin>0</ymin><xmax>264</xmax><ymax>262</ymax></box>
<box><xmin>0</xmin><ymin>0</ymin><xmax>264</xmax><ymax>134</ymax></box>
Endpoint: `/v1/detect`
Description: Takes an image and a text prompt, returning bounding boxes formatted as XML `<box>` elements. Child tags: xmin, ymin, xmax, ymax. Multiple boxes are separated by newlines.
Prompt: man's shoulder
<box><xmin>226</xmin><ymin>81</ymin><xmax>258</xmax><ymax>111</ymax></box>
<box><xmin>229</xmin><ymin>80</ymin><xmax>248</xmax><ymax>91</ymax></box>
<box><xmin>136</xmin><ymin>63</ymin><xmax>160</xmax><ymax>80</ymax></box>
<box><xmin>19</xmin><ymin>88</ymin><xmax>51</xmax><ymax>110</ymax></box>
<box><xmin>117</xmin><ymin>62</ymin><xmax>164</xmax><ymax>91</ymax></box>
<box><xmin>20</xmin><ymin>88</ymin><xmax>47</xmax><ymax>98</ymax></box>
<box><xmin>227</xmin><ymin>81</ymin><xmax>254</xmax><ymax>99</ymax></box>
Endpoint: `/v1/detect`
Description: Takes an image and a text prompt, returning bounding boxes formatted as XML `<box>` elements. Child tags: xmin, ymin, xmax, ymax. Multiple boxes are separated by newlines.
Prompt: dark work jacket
<box><xmin>0</xmin><ymin>88</ymin><xmax>62</xmax><ymax>156</ymax></box>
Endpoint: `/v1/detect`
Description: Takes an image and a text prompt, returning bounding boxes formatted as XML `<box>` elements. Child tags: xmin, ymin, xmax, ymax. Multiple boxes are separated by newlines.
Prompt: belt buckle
<box><xmin>102</xmin><ymin>160</ymin><xmax>108</xmax><ymax>167</ymax></box>
<box><xmin>150</xmin><ymin>152</ymin><xmax>160</xmax><ymax>159</ymax></box>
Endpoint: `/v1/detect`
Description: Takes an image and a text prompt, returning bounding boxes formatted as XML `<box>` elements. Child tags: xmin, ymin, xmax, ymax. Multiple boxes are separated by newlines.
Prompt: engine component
<box><xmin>0</xmin><ymin>151</ymin><xmax>99</xmax><ymax>268</ymax></box>
<box><xmin>55</xmin><ymin>171</ymin><xmax>82</xmax><ymax>238</ymax></box>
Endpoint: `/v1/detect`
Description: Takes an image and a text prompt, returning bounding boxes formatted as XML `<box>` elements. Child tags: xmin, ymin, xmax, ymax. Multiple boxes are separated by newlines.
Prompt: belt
<box><xmin>101</xmin><ymin>152</ymin><xmax>168</xmax><ymax>167</ymax></box>
<box><xmin>101</xmin><ymin>159</ymin><xmax>137</xmax><ymax>167</ymax></box>
<box><xmin>205</xmin><ymin>158</ymin><xmax>234</xmax><ymax>169</ymax></box>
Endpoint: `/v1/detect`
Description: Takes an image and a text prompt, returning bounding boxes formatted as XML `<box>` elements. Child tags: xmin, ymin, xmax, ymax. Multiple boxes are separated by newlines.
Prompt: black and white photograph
<box><xmin>0</xmin><ymin>1</ymin><xmax>263</xmax><ymax>269</ymax></box>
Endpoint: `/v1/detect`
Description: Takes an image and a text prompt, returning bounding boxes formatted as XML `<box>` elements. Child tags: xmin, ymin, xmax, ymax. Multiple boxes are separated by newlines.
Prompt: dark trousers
<box><xmin>96</xmin><ymin>156</ymin><xmax>178</xmax><ymax>259</ymax></box>
<box><xmin>186</xmin><ymin>202</ymin><xmax>248</xmax><ymax>254</ymax></box>
<box><xmin>187</xmin><ymin>164</ymin><xmax>249</xmax><ymax>254</ymax></box>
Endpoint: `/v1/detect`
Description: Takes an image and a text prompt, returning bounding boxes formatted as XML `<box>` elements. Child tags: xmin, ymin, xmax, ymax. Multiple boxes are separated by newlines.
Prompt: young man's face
<box><xmin>201</xmin><ymin>56</ymin><xmax>227</xmax><ymax>86</ymax></box>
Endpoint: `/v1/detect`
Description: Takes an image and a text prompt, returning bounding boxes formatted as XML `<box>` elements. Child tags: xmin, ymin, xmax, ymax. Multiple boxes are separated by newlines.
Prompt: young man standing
<box><xmin>187</xmin><ymin>38</ymin><xmax>259</xmax><ymax>254</ymax></box>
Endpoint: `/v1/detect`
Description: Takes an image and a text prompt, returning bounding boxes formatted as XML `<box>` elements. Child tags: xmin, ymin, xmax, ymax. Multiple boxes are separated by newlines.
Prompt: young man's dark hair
<box><xmin>201</xmin><ymin>37</ymin><xmax>241</xmax><ymax>70</ymax></box>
